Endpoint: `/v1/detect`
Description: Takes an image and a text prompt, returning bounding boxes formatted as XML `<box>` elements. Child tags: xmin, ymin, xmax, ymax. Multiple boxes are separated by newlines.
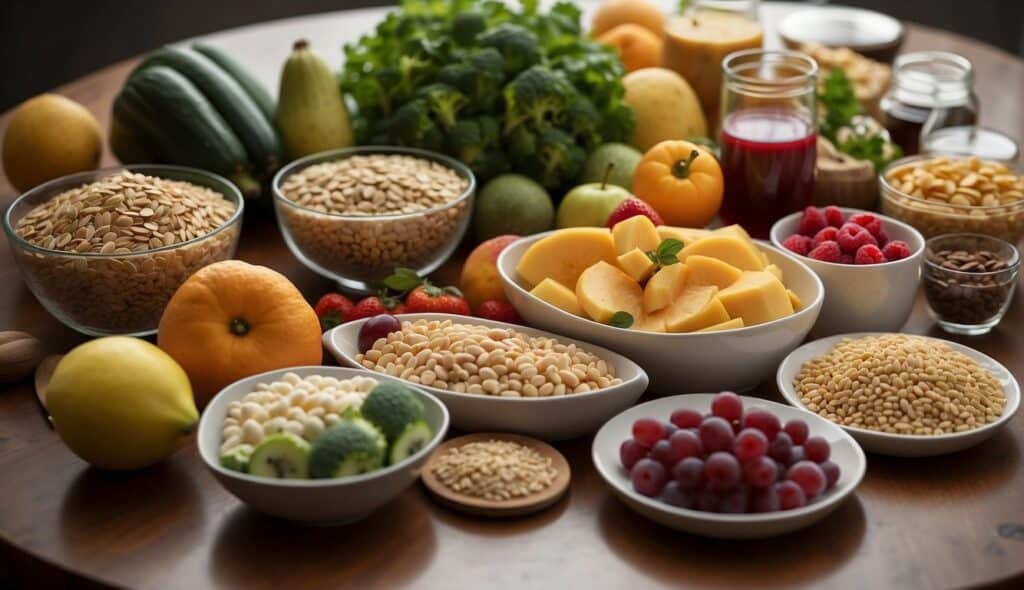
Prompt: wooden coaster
<box><xmin>421</xmin><ymin>433</ymin><xmax>571</xmax><ymax>518</ymax></box>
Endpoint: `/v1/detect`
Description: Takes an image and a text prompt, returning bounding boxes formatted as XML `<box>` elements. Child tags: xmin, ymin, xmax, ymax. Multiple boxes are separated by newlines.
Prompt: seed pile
<box><xmin>431</xmin><ymin>440</ymin><xmax>558</xmax><ymax>501</ymax></box>
<box><xmin>221</xmin><ymin>373</ymin><xmax>378</xmax><ymax>456</ymax></box>
<box><xmin>924</xmin><ymin>245</ymin><xmax>1017</xmax><ymax>325</ymax></box>
<box><xmin>356</xmin><ymin>319</ymin><xmax>622</xmax><ymax>397</ymax></box>
<box><xmin>16</xmin><ymin>171</ymin><xmax>236</xmax><ymax>254</ymax></box>
<box><xmin>794</xmin><ymin>334</ymin><xmax>1006</xmax><ymax>435</ymax></box>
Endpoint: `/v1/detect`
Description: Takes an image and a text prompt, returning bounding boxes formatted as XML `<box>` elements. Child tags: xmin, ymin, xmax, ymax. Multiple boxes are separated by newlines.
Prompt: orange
<box><xmin>632</xmin><ymin>140</ymin><xmax>724</xmax><ymax>227</ymax></box>
<box><xmin>592</xmin><ymin>0</ymin><xmax>666</xmax><ymax>38</ymax></box>
<box><xmin>596</xmin><ymin>24</ymin><xmax>664</xmax><ymax>72</ymax></box>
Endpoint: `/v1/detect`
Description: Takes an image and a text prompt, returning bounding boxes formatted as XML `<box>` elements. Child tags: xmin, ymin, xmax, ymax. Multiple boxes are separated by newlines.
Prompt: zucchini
<box><xmin>137</xmin><ymin>46</ymin><xmax>281</xmax><ymax>175</ymax></box>
<box><xmin>108</xmin><ymin>113</ymin><xmax>158</xmax><ymax>164</ymax></box>
<box><xmin>192</xmin><ymin>42</ymin><xmax>277</xmax><ymax>126</ymax></box>
<box><xmin>120</xmin><ymin>66</ymin><xmax>258</xmax><ymax>196</ymax></box>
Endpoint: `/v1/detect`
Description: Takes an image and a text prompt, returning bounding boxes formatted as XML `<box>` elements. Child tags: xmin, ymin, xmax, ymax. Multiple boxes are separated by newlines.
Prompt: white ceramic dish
<box><xmin>324</xmin><ymin>313</ymin><xmax>649</xmax><ymax>441</ymax></box>
<box><xmin>777</xmin><ymin>333</ymin><xmax>1021</xmax><ymax>457</ymax></box>
<box><xmin>197</xmin><ymin>366</ymin><xmax>449</xmax><ymax>525</ymax></box>
<box><xmin>770</xmin><ymin>207</ymin><xmax>925</xmax><ymax>338</ymax></box>
<box><xmin>497</xmin><ymin>232</ymin><xmax>824</xmax><ymax>393</ymax></box>
<box><xmin>592</xmin><ymin>394</ymin><xmax>866</xmax><ymax>539</ymax></box>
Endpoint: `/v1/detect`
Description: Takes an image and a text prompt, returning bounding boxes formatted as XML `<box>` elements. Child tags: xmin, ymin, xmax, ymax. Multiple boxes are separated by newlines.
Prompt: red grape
<box><xmin>699</xmin><ymin>416</ymin><xmax>735</xmax><ymax>452</ymax></box>
<box><xmin>787</xmin><ymin>460</ymin><xmax>826</xmax><ymax>498</ymax></box>
<box><xmin>704</xmin><ymin>451</ymin><xmax>741</xmax><ymax>491</ymax></box>
<box><xmin>768</xmin><ymin>432</ymin><xmax>793</xmax><ymax>462</ymax></box>
<box><xmin>711</xmin><ymin>391</ymin><xmax>743</xmax><ymax>421</ymax></box>
<box><xmin>619</xmin><ymin>439</ymin><xmax>647</xmax><ymax>470</ymax></box>
<box><xmin>742</xmin><ymin>408</ymin><xmax>781</xmax><ymax>440</ymax></box>
<box><xmin>669</xmin><ymin>429</ymin><xmax>703</xmax><ymax>459</ymax></box>
<box><xmin>776</xmin><ymin>480</ymin><xmax>807</xmax><ymax>510</ymax></box>
<box><xmin>672</xmin><ymin>457</ymin><xmax>704</xmax><ymax>489</ymax></box>
<box><xmin>670</xmin><ymin>408</ymin><xmax>703</xmax><ymax>429</ymax></box>
<box><xmin>694</xmin><ymin>488</ymin><xmax>720</xmax><ymax>512</ymax></box>
<box><xmin>804</xmin><ymin>436</ymin><xmax>831</xmax><ymax>463</ymax></box>
<box><xmin>632</xmin><ymin>418</ymin><xmax>665</xmax><ymax>448</ymax></box>
<box><xmin>649</xmin><ymin>439</ymin><xmax>684</xmax><ymax>469</ymax></box>
<box><xmin>719</xmin><ymin>485</ymin><xmax>750</xmax><ymax>514</ymax></box>
<box><xmin>661</xmin><ymin>481</ymin><xmax>694</xmax><ymax>508</ymax></box>
<box><xmin>357</xmin><ymin>314</ymin><xmax>401</xmax><ymax>353</ymax></box>
<box><xmin>751</xmin><ymin>487</ymin><xmax>780</xmax><ymax>513</ymax></box>
<box><xmin>820</xmin><ymin>460</ymin><xmax>841</xmax><ymax>489</ymax></box>
<box><xmin>662</xmin><ymin>422</ymin><xmax>679</xmax><ymax>438</ymax></box>
<box><xmin>733</xmin><ymin>428</ymin><xmax>769</xmax><ymax>464</ymax></box>
<box><xmin>787</xmin><ymin>445</ymin><xmax>806</xmax><ymax>466</ymax></box>
<box><xmin>743</xmin><ymin>456</ymin><xmax>778</xmax><ymax>488</ymax></box>
<box><xmin>784</xmin><ymin>419</ymin><xmax>809</xmax><ymax>445</ymax></box>
<box><xmin>631</xmin><ymin>458</ymin><xmax>667</xmax><ymax>497</ymax></box>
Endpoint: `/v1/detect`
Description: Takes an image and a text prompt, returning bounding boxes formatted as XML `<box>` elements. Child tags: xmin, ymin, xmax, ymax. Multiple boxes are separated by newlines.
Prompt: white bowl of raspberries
<box><xmin>592</xmin><ymin>392</ymin><xmax>866</xmax><ymax>539</ymax></box>
<box><xmin>770</xmin><ymin>206</ymin><xmax>925</xmax><ymax>338</ymax></box>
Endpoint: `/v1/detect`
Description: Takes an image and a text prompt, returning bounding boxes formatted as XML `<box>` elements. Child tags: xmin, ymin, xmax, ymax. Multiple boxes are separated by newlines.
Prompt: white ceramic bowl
<box><xmin>770</xmin><ymin>207</ymin><xmax>925</xmax><ymax>338</ymax></box>
<box><xmin>592</xmin><ymin>394</ymin><xmax>866</xmax><ymax>539</ymax></box>
<box><xmin>324</xmin><ymin>313</ymin><xmax>649</xmax><ymax>441</ymax></box>
<box><xmin>497</xmin><ymin>232</ymin><xmax>824</xmax><ymax>393</ymax></box>
<box><xmin>777</xmin><ymin>333</ymin><xmax>1021</xmax><ymax>457</ymax></box>
<box><xmin>197</xmin><ymin>366</ymin><xmax>449</xmax><ymax>525</ymax></box>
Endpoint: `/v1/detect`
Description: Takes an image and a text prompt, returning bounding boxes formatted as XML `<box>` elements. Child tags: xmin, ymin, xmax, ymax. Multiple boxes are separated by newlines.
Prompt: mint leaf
<box><xmin>647</xmin><ymin>238</ymin><xmax>685</xmax><ymax>267</ymax></box>
<box><xmin>382</xmin><ymin>267</ymin><xmax>422</xmax><ymax>292</ymax></box>
<box><xmin>609</xmin><ymin>311</ymin><xmax>634</xmax><ymax>329</ymax></box>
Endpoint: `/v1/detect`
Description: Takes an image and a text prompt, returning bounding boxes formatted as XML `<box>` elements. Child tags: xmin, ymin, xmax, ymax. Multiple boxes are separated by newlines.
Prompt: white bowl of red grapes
<box><xmin>592</xmin><ymin>392</ymin><xmax>866</xmax><ymax>539</ymax></box>
<box><xmin>770</xmin><ymin>206</ymin><xmax>925</xmax><ymax>337</ymax></box>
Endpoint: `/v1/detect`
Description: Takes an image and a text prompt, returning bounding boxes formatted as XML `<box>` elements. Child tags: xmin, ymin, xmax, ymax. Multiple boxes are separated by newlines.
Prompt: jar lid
<box><xmin>892</xmin><ymin>51</ymin><xmax>974</xmax><ymax>108</ymax></box>
<box><xmin>923</xmin><ymin>126</ymin><xmax>1020</xmax><ymax>163</ymax></box>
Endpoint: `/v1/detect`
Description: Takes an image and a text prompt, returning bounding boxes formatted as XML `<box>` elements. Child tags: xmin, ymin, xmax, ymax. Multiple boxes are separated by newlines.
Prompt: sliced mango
<box><xmin>617</xmin><ymin>248</ymin><xmax>656</xmax><ymax>282</ymax></box>
<box><xmin>576</xmin><ymin>261</ymin><xmax>644</xmax><ymax>324</ymax></box>
<box><xmin>717</xmin><ymin>271</ymin><xmax>794</xmax><ymax>326</ymax></box>
<box><xmin>765</xmin><ymin>264</ymin><xmax>783</xmax><ymax>281</ymax></box>
<box><xmin>787</xmin><ymin>289</ymin><xmax>803</xmax><ymax>311</ymax></box>
<box><xmin>531</xmin><ymin>278</ymin><xmax>584</xmax><ymax>316</ymax></box>
<box><xmin>679</xmin><ymin>235</ymin><xmax>766</xmax><ymax>271</ymax></box>
<box><xmin>635</xmin><ymin>313</ymin><xmax>666</xmax><ymax>333</ymax></box>
<box><xmin>612</xmin><ymin>215</ymin><xmax>661</xmax><ymax>255</ymax></box>
<box><xmin>685</xmin><ymin>255</ymin><xmax>742</xmax><ymax>289</ymax></box>
<box><xmin>517</xmin><ymin>228</ymin><xmax>617</xmax><ymax>289</ymax></box>
<box><xmin>698</xmin><ymin>317</ymin><xmax>745</xmax><ymax>332</ymax></box>
<box><xmin>645</xmin><ymin>285</ymin><xmax>725</xmax><ymax>332</ymax></box>
<box><xmin>710</xmin><ymin>224</ymin><xmax>754</xmax><ymax>242</ymax></box>
<box><xmin>658</xmin><ymin>225</ymin><xmax>711</xmax><ymax>244</ymax></box>
<box><xmin>643</xmin><ymin>263</ymin><xmax>690</xmax><ymax>313</ymax></box>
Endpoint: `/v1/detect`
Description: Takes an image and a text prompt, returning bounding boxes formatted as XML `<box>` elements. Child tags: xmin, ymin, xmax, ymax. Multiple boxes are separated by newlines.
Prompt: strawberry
<box><xmin>882</xmin><ymin>240</ymin><xmax>912</xmax><ymax>261</ymax></box>
<box><xmin>347</xmin><ymin>294</ymin><xmax>404</xmax><ymax>321</ymax></box>
<box><xmin>811</xmin><ymin>226</ymin><xmax>839</xmax><ymax>248</ymax></box>
<box><xmin>781</xmin><ymin>234</ymin><xmax>812</xmax><ymax>256</ymax></box>
<box><xmin>796</xmin><ymin>206</ymin><xmax>827</xmax><ymax>237</ymax></box>
<box><xmin>807</xmin><ymin>241</ymin><xmax>841</xmax><ymax>263</ymax></box>
<box><xmin>476</xmin><ymin>300</ymin><xmax>523</xmax><ymax>324</ymax></box>
<box><xmin>836</xmin><ymin>223</ymin><xmax>877</xmax><ymax>254</ymax></box>
<box><xmin>314</xmin><ymin>293</ymin><xmax>354</xmax><ymax>330</ymax></box>
<box><xmin>848</xmin><ymin>213</ymin><xmax>883</xmax><ymax>239</ymax></box>
<box><xmin>405</xmin><ymin>284</ymin><xmax>471</xmax><ymax>315</ymax></box>
<box><xmin>854</xmin><ymin>244</ymin><xmax>886</xmax><ymax>265</ymax></box>
<box><xmin>606</xmin><ymin>198</ymin><xmax>664</xmax><ymax>228</ymax></box>
<box><xmin>823</xmin><ymin>206</ymin><xmax>844</xmax><ymax>228</ymax></box>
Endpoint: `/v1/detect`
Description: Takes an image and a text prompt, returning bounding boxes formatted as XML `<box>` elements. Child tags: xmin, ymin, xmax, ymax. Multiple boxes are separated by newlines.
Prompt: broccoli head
<box><xmin>478</xmin><ymin>23</ymin><xmax>542</xmax><ymax>77</ymax></box>
<box><xmin>436</xmin><ymin>48</ymin><xmax>506</xmax><ymax>114</ymax></box>
<box><xmin>502</xmin><ymin>65</ymin><xmax>574</xmax><ymax>133</ymax></box>
<box><xmin>512</xmin><ymin>127</ymin><xmax>585</xmax><ymax>190</ymax></box>
<box><xmin>388</xmin><ymin>98</ymin><xmax>445</xmax><ymax>152</ymax></box>
<box><xmin>567</xmin><ymin>95</ymin><xmax>601</xmax><ymax>150</ymax></box>
<box><xmin>452</xmin><ymin>10</ymin><xmax>486</xmax><ymax>45</ymax></box>
<box><xmin>447</xmin><ymin>116</ymin><xmax>508</xmax><ymax>180</ymax></box>
<box><xmin>416</xmin><ymin>83</ymin><xmax>468</xmax><ymax>130</ymax></box>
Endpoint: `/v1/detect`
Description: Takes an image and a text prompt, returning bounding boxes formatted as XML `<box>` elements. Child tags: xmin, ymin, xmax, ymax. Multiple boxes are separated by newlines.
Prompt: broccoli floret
<box><xmin>389</xmin><ymin>98</ymin><xmax>445</xmax><ymax>152</ymax></box>
<box><xmin>416</xmin><ymin>83</ymin><xmax>468</xmax><ymax>130</ymax></box>
<box><xmin>479</xmin><ymin>24</ymin><xmax>542</xmax><ymax>76</ymax></box>
<box><xmin>514</xmin><ymin>127</ymin><xmax>585</xmax><ymax>190</ymax></box>
<box><xmin>598</xmin><ymin>102</ymin><xmax>636</xmax><ymax>144</ymax></box>
<box><xmin>447</xmin><ymin>116</ymin><xmax>508</xmax><ymax>180</ymax></box>
<box><xmin>452</xmin><ymin>11</ymin><xmax>486</xmax><ymax>45</ymax></box>
<box><xmin>506</xmin><ymin>125</ymin><xmax>537</xmax><ymax>164</ymax></box>
<box><xmin>436</xmin><ymin>48</ymin><xmax>506</xmax><ymax>114</ymax></box>
<box><xmin>567</xmin><ymin>95</ymin><xmax>601</xmax><ymax>150</ymax></box>
<box><xmin>502</xmin><ymin>65</ymin><xmax>574</xmax><ymax>133</ymax></box>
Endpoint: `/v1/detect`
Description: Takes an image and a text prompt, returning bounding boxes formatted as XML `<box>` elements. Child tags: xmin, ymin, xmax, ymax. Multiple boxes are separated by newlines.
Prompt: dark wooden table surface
<box><xmin>1</xmin><ymin>17</ymin><xmax>1024</xmax><ymax>590</ymax></box>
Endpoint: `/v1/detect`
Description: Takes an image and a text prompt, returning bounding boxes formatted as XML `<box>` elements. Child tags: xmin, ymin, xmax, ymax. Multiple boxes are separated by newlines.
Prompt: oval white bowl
<box><xmin>592</xmin><ymin>394</ymin><xmax>866</xmax><ymax>539</ymax></box>
<box><xmin>770</xmin><ymin>207</ymin><xmax>925</xmax><ymax>338</ymax></box>
<box><xmin>497</xmin><ymin>231</ymin><xmax>824</xmax><ymax>393</ymax></box>
<box><xmin>777</xmin><ymin>333</ymin><xmax>1021</xmax><ymax>457</ymax></box>
<box><xmin>324</xmin><ymin>313</ymin><xmax>649</xmax><ymax>441</ymax></box>
<box><xmin>197</xmin><ymin>366</ymin><xmax>449</xmax><ymax>525</ymax></box>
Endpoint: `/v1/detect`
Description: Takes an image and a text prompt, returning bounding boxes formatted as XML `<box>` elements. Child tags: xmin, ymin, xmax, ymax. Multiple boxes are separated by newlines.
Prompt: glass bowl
<box><xmin>879</xmin><ymin>154</ymin><xmax>1024</xmax><ymax>244</ymax></box>
<box><xmin>272</xmin><ymin>146</ymin><xmax>475</xmax><ymax>293</ymax></box>
<box><xmin>3</xmin><ymin>165</ymin><xmax>244</xmax><ymax>337</ymax></box>
<box><xmin>922</xmin><ymin>233</ymin><xmax>1020</xmax><ymax>335</ymax></box>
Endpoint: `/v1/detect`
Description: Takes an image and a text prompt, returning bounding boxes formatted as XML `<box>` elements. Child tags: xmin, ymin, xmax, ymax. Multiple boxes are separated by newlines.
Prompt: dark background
<box><xmin>1</xmin><ymin>0</ymin><xmax>1022</xmax><ymax>110</ymax></box>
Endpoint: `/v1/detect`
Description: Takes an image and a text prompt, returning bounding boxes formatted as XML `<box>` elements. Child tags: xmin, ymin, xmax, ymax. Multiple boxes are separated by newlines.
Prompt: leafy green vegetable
<box><xmin>818</xmin><ymin>68</ymin><xmax>901</xmax><ymax>171</ymax></box>
<box><xmin>647</xmin><ymin>239</ymin><xmax>684</xmax><ymax>267</ymax></box>
<box><xmin>609</xmin><ymin>311</ymin><xmax>634</xmax><ymax>329</ymax></box>
<box><xmin>818</xmin><ymin>69</ymin><xmax>861</xmax><ymax>143</ymax></box>
<box><xmin>340</xmin><ymin>0</ymin><xmax>635</xmax><ymax>191</ymax></box>
<box><xmin>837</xmin><ymin>130</ymin><xmax>903</xmax><ymax>172</ymax></box>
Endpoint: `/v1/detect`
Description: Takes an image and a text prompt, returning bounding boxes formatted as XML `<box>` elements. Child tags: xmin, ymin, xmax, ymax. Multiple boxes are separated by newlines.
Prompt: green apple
<box><xmin>556</xmin><ymin>179</ymin><xmax>631</xmax><ymax>228</ymax></box>
<box><xmin>580</xmin><ymin>143</ymin><xmax>643</xmax><ymax>190</ymax></box>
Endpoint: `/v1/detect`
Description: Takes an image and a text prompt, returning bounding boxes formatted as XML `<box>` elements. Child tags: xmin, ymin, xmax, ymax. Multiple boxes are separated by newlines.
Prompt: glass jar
<box><xmin>692</xmin><ymin>0</ymin><xmax>760</xmax><ymax>20</ymax></box>
<box><xmin>719</xmin><ymin>49</ymin><xmax>818</xmax><ymax>238</ymax></box>
<box><xmin>922</xmin><ymin>125</ymin><xmax>1019</xmax><ymax>163</ymax></box>
<box><xmin>880</xmin><ymin>51</ymin><xmax>979</xmax><ymax>156</ymax></box>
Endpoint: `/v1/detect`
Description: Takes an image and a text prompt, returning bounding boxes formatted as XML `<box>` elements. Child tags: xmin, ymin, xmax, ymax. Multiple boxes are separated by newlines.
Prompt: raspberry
<box><xmin>854</xmin><ymin>244</ymin><xmax>886</xmax><ymax>264</ymax></box>
<box><xmin>882</xmin><ymin>240</ymin><xmax>912</xmax><ymax>261</ymax></box>
<box><xmin>807</xmin><ymin>241</ymin><xmax>841</xmax><ymax>263</ymax></box>
<box><xmin>823</xmin><ymin>206</ymin><xmax>844</xmax><ymax>228</ymax></box>
<box><xmin>840</xmin><ymin>253</ymin><xmax>855</xmax><ymax>264</ymax></box>
<box><xmin>797</xmin><ymin>206</ymin><xmax>827</xmax><ymax>236</ymax></box>
<box><xmin>836</xmin><ymin>223</ymin><xmax>878</xmax><ymax>254</ymax></box>
<box><xmin>782</xmin><ymin>234</ymin><xmax>812</xmax><ymax>256</ymax></box>
<box><xmin>875</xmin><ymin>228</ymin><xmax>890</xmax><ymax>247</ymax></box>
<box><xmin>848</xmin><ymin>213</ymin><xmax>883</xmax><ymax>238</ymax></box>
<box><xmin>811</xmin><ymin>226</ymin><xmax>839</xmax><ymax>247</ymax></box>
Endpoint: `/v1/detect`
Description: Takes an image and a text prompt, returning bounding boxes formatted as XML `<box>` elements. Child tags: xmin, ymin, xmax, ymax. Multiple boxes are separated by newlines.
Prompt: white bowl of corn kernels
<box><xmin>324</xmin><ymin>313</ymin><xmax>650</xmax><ymax>441</ymax></box>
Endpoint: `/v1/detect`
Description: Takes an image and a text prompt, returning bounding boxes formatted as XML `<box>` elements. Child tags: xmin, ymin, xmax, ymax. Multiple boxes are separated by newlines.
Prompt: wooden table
<box><xmin>2</xmin><ymin>4</ymin><xmax>1023</xmax><ymax>589</ymax></box>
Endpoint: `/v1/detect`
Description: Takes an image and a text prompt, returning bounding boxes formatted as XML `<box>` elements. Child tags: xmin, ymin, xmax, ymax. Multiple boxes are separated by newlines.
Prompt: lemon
<box><xmin>46</xmin><ymin>337</ymin><xmax>198</xmax><ymax>470</ymax></box>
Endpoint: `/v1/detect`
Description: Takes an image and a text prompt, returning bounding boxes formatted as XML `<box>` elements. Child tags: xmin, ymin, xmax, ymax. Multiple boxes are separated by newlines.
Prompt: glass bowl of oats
<box><xmin>272</xmin><ymin>146</ymin><xmax>475</xmax><ymax>293</ymax></box>
<box><xmin>3</xmin><ymin>165</ymin><xmax>243</xmax><ymax>336</ymax></box>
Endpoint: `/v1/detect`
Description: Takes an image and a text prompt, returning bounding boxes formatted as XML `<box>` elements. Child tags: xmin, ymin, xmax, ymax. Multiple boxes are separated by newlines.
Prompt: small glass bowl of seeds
<box><xmin>922</xmin><ymin>233</ymin><xmax>1020</xmax><ymax>335</ymax></box>
<box><xmin>2</xmin><ymin>165</ymin><xmax>243</xmax><ymax>336</ymax></box>
<box><xmin>272</xmin><ymin>146</ymin><xmax>475</xmax><ymax>293</ymax></box>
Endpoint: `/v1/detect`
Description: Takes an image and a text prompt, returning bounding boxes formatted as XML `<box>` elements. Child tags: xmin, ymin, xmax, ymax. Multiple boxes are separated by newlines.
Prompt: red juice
<box><xmin>719</xmin><ymin>109</ymin><xmax>817</xmax><ymax>238</ymax></box>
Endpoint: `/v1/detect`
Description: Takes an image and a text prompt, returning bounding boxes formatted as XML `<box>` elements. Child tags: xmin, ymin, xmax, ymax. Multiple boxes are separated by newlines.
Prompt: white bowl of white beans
<box><xmin>324</xmin><ymin>313</ymin><xmax>650</xmax><ymax>441</ymax></box>
<box><xmin>197</xmin><ymin>366</ymin><xmax>449</xmax><ymax>525</ymax></box>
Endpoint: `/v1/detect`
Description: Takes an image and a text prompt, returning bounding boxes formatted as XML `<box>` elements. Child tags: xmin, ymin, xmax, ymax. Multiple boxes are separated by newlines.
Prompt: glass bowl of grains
<box><xmin>3</xmin><ymin>165</ymin><xmax>243</xmax><ymax>336</ymax></box>
<box><xmin>272</xmin><ymin>146</ymin><xmax>475</xmax><ymax>293</ymax></box>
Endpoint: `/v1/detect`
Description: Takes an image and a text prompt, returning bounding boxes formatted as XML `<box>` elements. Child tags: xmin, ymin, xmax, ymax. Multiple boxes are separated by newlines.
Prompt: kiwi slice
<box><xmin>220</xmin><ymin>445</ymin><xmax>254</xmax><ymax>473</ymax></box>
<box><xmin>389</xmin><ymin>420</ymin><xmax>433</xmax><ymax>465</ymax></box>
<box><xmin>248</xmin><ymin>433</ymin><xmax>311</xmax><ymax>479</ymax></box>
<box><xmin>309</xmin><ymin>418</ymin><xmax>386</xmax><ymax>478</ymax></box>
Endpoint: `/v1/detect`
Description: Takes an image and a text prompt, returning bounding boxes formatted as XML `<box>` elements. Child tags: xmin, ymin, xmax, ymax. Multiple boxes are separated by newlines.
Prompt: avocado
<box><xmin>360</xmin><ymin>382</ymin><xmax>425</xmax><ymax>441</ymax></box>
<box><xmin>309</xmin><ymin>417</ymin><xmax>386</xmax><ymax>478</ymax></box>
<box><xmin>248</xmin><ymin>433</ymin><xmax>310</xmax><ymax>479</ymax></box>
